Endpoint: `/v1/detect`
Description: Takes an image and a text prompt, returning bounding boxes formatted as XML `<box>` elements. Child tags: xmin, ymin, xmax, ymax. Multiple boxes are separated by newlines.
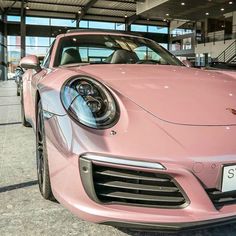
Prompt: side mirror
<box><xmin>182</xmin><ymin>59</ymin><xmax>193</xmax><ymax>68</ymax></box>
<box><xmin>20</xmin><ymin>55</ymin><xmax>41</xmax><ymax>71</ymax></box>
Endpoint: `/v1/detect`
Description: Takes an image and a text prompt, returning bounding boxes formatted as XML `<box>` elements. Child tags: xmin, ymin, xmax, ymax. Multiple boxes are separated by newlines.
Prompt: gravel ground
<box><xmin>0</xmin><ymin>80</ymin><xmax>236</xmax><ymax>236</ymax></box>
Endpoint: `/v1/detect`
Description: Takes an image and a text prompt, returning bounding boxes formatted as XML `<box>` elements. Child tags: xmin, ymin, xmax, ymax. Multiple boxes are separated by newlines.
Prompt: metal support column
<box><xmin>0</xmin><ymin>14</ymin><xmax>7</xmax><ymax>81</ymax></box>
<box><xmin>125</xmin><ymin>20</ymin><xmax>131</xmax><ymax>32</ymax></box>
<box><xmin>20</xmin><ymin>0</ymin><xmax>26</xmax><ymax>58</ymax></box>
<box><xmin>167</xmin><ymin>21</ymin><xmax>170</xmax><ymax>50</ymax></box>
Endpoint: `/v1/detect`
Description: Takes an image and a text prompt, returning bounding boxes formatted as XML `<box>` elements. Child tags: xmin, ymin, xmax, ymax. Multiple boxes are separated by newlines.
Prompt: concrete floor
<box><xmin>0</xmin><ymin>80</ymin><xmax>236</xmax><ymax>236</ymax></box>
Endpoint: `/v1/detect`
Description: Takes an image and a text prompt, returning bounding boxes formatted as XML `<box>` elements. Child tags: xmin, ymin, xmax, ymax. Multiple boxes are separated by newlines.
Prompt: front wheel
<box><xmin>36</xmin><ymin>100</ymin><xmax>54</xmax><ymax>200</ymax></box>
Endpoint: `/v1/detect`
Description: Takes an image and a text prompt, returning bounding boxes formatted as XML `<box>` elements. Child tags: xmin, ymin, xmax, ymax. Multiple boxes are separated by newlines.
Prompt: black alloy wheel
<box><xmin>36</xmin><ymin>100</ymin><xmax>54</xmax><ymax>200</ymax></box>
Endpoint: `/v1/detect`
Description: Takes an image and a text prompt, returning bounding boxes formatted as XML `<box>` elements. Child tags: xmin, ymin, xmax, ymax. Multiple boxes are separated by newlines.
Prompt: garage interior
<box><xmin>1</xmin><ymin>0</ymin><xmax>236</xmax><ymax>235</ymax></box>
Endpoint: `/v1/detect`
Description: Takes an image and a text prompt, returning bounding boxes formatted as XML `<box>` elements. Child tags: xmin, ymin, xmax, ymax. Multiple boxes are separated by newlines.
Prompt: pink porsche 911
<box><xmin>20</xmin><ymin>30</ymin><xmax>236</xmax><ymax>232</ymax></box>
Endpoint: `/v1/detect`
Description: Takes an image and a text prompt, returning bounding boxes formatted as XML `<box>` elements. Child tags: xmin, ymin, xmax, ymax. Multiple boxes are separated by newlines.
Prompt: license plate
<box><xmin>222</xmin><ymin>165</ymin><xmax>236</xmax><ymax>192</ymax></box>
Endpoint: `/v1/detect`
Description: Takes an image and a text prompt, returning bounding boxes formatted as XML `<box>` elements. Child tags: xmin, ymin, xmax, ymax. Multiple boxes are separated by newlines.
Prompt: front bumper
<box><xmin>43</xmin><ymin>113</ymin><xmax>236</xmax><ymax>231</ymax></box>
<box><xmin>46</xmin><ymin>147</ymin><xmax>236</xmax><ymax>230</ymax></box>
<box><xmin>105</xmin><ymin>215</ymin><xmax>236</xmax><ymax>232</ymax></box>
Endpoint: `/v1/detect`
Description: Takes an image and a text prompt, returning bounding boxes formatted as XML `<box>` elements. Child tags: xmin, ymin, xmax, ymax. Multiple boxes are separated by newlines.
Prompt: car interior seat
<box><xmin>60</xmin><ymin>48</ymin><xmax>82</xmax><ymax>65</ymax></box>
<box><xmin>109</xmin><ymin>49</ymin><xmax>139</xmax><ymax>64</ymax></box>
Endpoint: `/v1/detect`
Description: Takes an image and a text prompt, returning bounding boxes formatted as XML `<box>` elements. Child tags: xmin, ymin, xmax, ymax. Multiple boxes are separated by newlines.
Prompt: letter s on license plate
<box><xmin>222</xmin><ymin>165</ymin><xmax>236</xmax><ymax>192</ymax></box>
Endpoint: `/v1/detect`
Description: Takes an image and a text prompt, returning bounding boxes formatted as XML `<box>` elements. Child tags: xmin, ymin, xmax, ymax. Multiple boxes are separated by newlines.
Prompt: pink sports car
<box><xmin>20</xmin><ymin>30</ymin><xmax>236</xmax><ymax>232</ymax></box>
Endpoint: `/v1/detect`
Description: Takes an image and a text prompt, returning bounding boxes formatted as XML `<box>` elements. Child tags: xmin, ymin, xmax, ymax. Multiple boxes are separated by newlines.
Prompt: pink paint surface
<box><xmin>20</xmin><ymin>31</ymin><xmax>236</xmax><ymax>228</ymax></box>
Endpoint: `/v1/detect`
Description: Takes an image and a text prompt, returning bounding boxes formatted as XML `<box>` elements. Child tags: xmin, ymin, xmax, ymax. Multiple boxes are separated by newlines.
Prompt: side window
<box><xmin>42</xmin><ymin>41</ymin><xmax>55</xmax><ymax>68</ymax></box>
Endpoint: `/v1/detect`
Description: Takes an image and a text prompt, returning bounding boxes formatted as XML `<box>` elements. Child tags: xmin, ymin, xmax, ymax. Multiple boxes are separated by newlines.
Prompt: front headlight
<box><xmin>61</xmin><ymin>76</ymin><xmax>120</xmax><ymax>129</ymax></box>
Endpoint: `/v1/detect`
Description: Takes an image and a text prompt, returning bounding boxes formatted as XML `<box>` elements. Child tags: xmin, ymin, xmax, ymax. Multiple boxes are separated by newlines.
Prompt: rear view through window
<box><xmin>54</xmin><ymin>34</ymin><xmax>183</xmax><ymax>66</ymax></box>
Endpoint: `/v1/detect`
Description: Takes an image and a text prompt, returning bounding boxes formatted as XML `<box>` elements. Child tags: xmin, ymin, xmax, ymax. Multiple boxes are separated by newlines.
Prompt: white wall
<box><xmin>195</xmin><ymin>39</ymin><xmax>235</xmax><ymax>58</ymax></box>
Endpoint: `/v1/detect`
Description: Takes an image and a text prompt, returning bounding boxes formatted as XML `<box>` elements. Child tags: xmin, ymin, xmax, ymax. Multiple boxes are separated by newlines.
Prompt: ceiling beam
<box><xmin>3</xmin><ymin>0</ymin><xmax>17</xmax><ymax>14</ymax></box>
<box><xmin>0</xmin><ymin>0</ymin><xmax>4</xmax><ymax>13</ymax></box>
<box><xmin>77</xmin><ymin>0</ymin><xmax>99</xmax><ymax>22</ymax></box>
<box><xmin>86</xmin><ymin>6</ymin><xmax>135</xmax><ymax>12</ymax></box>
<box><xmin>126</xmin><ymin>13</ymin><xmax>140</xmax><ymax>26</ymax></box>
<box><xmin>25</xmin><ymin>0</ymin><xmax>83</xmax><ymax>8</ymax></box>
<box><xmin>5</xmin><ymin>0</ymin><xmax>135</xmax><ymax>12</ymax></box>
<box><xmin>8</xmin><ymin>7</ymin><xmax>167</xmax><ymax>26</ymax></box>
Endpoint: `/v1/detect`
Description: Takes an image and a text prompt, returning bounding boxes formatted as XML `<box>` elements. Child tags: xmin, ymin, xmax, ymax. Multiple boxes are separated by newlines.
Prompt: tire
<box><xmin>36</xmin><ymin>100</ymin><xmax>55</xmax><ymax>200</ymax></box>
<box><xmin>17</xmin><ymin>85</ymin><xmax>20</xmax><ymax>96</ymax></box>
<box><xmin>20</xmin><ymin>87</ymin><xmax>31</xmax><ymax>127</ymax></box>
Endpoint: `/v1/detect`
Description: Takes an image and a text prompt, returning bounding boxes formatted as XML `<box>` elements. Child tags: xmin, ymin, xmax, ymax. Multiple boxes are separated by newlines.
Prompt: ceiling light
<box><xmin>124</xmin><ymin>14</ymin><xmax>128</xmax><ymax>18</ymax></box>
<box><xmin>25</xmin><ymin>4</ymin><xmax>30</xmax><ymax>10</ymax></box>
<box><xmin>78</xmin><ymin>10</ymin><xmax>81</xmax><ymax>14</ymax></box>
<box><xmin>221</xmin><ymin>8</ymin><xmax>225</xmax><ymax>11</ymax></box>
<box><xmin>206</xmin><ymin>12</ymin><xmax>209</xmax><ymax>15</ymax></box>
<box><xmin>181</xmin><ymin>2</ymin><xmax>185</xmax><ymax>5</ymax></box>
<box><xmin>166</xmin><ymin>13</ymin><xmax>169</xmax><ymax>16</ymax></box>
<box><xmin>229</xmin><ymin>1</ymin><xmax>233</xmax><ymax>4</ymax></box>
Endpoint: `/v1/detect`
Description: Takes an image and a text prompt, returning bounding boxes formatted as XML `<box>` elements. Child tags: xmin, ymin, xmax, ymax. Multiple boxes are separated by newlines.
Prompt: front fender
<box><xmin>37</xmin><ymin>68</ymin><xmax>78</xmax><ymax>116</ymax></box>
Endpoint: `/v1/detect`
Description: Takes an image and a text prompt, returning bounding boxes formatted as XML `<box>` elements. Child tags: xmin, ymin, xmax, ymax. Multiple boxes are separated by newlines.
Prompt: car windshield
<box><xmin>55</xmin><ymin>34</ymin><xmax>183</xmax><ymax>66</ymax></box>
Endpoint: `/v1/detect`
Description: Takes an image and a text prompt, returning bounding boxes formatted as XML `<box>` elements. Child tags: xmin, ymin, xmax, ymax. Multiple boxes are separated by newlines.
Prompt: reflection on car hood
<box><xmin>72</xmin><ymin>64</ymin><xmax>236</xmax><ymax>126</ymax></box>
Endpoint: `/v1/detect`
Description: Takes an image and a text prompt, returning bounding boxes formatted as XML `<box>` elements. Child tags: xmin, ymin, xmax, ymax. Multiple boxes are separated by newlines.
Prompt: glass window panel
<box><xmin>159</xmin><ymin>43</ymin><xmax>168</xmax><ymax>49</ymax></box>
<box><xmin>183</xmin><ymin>38</ymin><xmax>192</xmax><ymax>50</ymax></box>
<box><xmin>26</xmin><ymin>17</ymin><xmax>50</xmax><ymax>25</ymax></box>
<box><xmin>26</xmin><ymin>46</ymin><xmax>48</xmax><ymax>57</ymax></box>
<box><xmin>80</xmin><ymin>20</ymin><xmax>89</xmax><ymax>28</ymax></box>
<box><xmin>171</xmin><ymin>28</ymin><xmax>193</xmax><ymax>36</ymax></box>
<box><xmin>26</xmin><ymin>37</ymin><xmax>50</xmax><ymax>46</ymax></box>
<box><xmin>79</xmin><ymin>48</ymin><xmax>88</xmax><ymax>61</ymax></box>
<box><xmin>50</xmin><ymin>38</ymin><xmax>55</xmax><ymax>44</ymax></box>
<box><xmin>88</xmin><ymin>48</ymin><xmax>113</xmax><ymax>61</ymax></box>
<box><xmin>7</xmin><ymin>15</ymin><xmax>21</xmax><ymax>22</ymax></box>
<box><xmin>80</xmin><ymin>47</ymin><xmax>113</xmax><ymax>62</ymax></box>
<box><xmin>7</xmin><ymin>46</ymin><xmax>21</xmax><ymax>79</ymax></box>
<box><xmin>7</xmin><ymin>36</ymin><xmax>21</xmax><ymax>46</ymax></box>
<box><xmin>89</xmin><ymin>21</ymin><xmax>115</xmax><ymax>30</ymax></box>
<box><xmin>148</xmin><ymin>26</ymin><xmax>168</xmax><ymax>34</ymax></box>
<box><xmin>134</xmin><ymin>46</ymin><xmax>168</xmax><ymax>64</ymax></box>
<box><xmin>131</xmin><ymin>24</ymin><xmax>148</xmax><ymax>32</ymax></box>
<box><xmin>116</xmin><ymin>23</ymin><xmax>125</xmax><ymax>31</ymax></box>
<box><xmin>56</xmin><ymin>35</ymin><xmax>182</xmax><ymax>66</ymax></box>
<box><xmin>51</xmin><ymin>18</ymin><xmax>76</xmax><ymax>27</ymax></box>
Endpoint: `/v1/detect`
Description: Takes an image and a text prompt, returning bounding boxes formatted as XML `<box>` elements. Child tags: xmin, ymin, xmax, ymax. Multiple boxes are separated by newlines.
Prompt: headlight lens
<box><xmin>61</xmin><ymin>76</ymin><xmax>120</xmax><ymax>129</ymax></box>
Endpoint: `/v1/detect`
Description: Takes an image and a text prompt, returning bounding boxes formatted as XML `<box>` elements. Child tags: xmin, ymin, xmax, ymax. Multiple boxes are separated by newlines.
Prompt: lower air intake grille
<box><xmin>92</xmin><ymin>164</ymin><xmax>187</xmax><ymax>208</ymax></box>
<box><xmin>207</xmin><ymin>189</ymin><xmax>236</xmax><ymax>208</ymax></box>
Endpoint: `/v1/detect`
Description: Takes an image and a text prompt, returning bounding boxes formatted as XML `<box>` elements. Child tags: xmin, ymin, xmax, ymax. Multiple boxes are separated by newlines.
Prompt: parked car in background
<box><xmin>207</xmin><ymin>62</ymin><xmax>236</xmax><ymax>71</ymax></box>
<box><xmin>14</xmin><ymin>66</ymin><xmax>24</xmax><ymax>96</ymax></box>
<box><xmin>19</xmin><ymin>30</ymin><xmax>236</xmax><ymax>232</ymax></box>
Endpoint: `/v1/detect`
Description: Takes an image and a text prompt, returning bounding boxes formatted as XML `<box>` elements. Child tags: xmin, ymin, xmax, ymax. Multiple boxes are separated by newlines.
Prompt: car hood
<box><xmin>70</xmin><ymin>64</ymin><xmax>236</xmax><ymax>126</ymax></box>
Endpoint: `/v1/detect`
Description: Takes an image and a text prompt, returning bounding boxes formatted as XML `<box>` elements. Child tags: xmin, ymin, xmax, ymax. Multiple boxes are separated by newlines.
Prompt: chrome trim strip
<box><xmin>81</xmin><ymin>153</ymin><xmax>165</xmax><ymax>170</ymax></box>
